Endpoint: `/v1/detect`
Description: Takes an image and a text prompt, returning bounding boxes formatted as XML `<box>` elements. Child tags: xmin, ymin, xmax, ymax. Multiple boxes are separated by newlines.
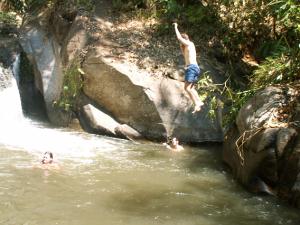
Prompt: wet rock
<box><xmin>223</xmin><ymin>86</ymin><xmax>300</xmax><ymax>208</ymax></box>
<box><xmin>276</xmin><ymin>128</ymin><xmax>298</xmax><ymax>158</ymax></box>
<box><xmin>80</xmin><ymin>103</ymin><xmax>120</xmax><ymax>137</ymax></box>
<box><xmin>20</xmin><ymin>23</ymin><xmax>72</xmax><ymax>126</ymax></box>
<box><xmin>248</xmin><ymin>176</ymin><xmax>276</xmax><ymax>196</ymax></box>
<box><xmin>79</xmin><ymin>103</ymin><xmax>143</xmax><ymax>141</ymax></box>
<box><xmin>115</xmin><ymin>124</ymin><xmax>144</xmax><ymax>141</ymax></box>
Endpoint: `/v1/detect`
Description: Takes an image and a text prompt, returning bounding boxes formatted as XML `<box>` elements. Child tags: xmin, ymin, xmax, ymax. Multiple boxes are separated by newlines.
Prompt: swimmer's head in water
<box><xmin>41</xmin><ymin>152</ymin><xmax>53</xmax><ymax>164</ymax></box>
<box><xmin>171</xmin><ymin>137</ymin><xmax>179</xmax><ymax>147</ymax></box>
<box><xmin>167</xmin><ymin>137</ymin><xmax>179</xmax><ymax>147</ymax></box>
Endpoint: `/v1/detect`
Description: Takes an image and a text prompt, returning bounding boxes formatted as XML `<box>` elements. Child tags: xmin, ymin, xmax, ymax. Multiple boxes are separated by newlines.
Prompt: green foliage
<box><xmin>112</xmin><ymin>0</ymin><xmax>153</xmax><ymax>10</ymax></box>
<box><xmin>1</xmin><ymin>0</ymin><xmax>53</xmax><ymax>13</ymax></box>
<box><xmin>269</xmin><ymin>0</ymin><xmax>300</xmax><ymax>32</ymax></box>
<box><xmin>1</xmin><ymin>0</ymin><xmax>24</xmax><ymax>12</ymax></box>
<box><xmin>196</xmin><ymin>72</ymin><xmax>258</xmax><ymax>127</ymax></box>
<box><xmin>222</xmin><ymin>89</ymin><xmax>256</xmax><ymax>127</ymax></box>
<box><xmin>112</xmin><ymin>0</ymin><xmax>197</xmax><ymax>19</ymax></box>
<box><xmin>185</xmin><ymin>5</ymin><xmax>205</xmax><ymax>23</ymax></box>
<box><xmin>197</xmin><ymin>72</ymin><xmax>223</xmax><ymax>121</ymax></box>
<box><xmin>159</xmin><ymin>0</ymin><xmax>212</xmax><ymax>25</ymax></box>
<box><xmin>75</xmin><ymin>0</ymin><xmax>94</xmax><ymax>11</ymax></box>
<box><xmin>255</xmin><ymin>39</ymin><xmax>287</xmax><ymax>59</ymax></box>
<box><xmin>209</xmin><ymin>0</ymin><xmax>299</xmax><ymax>57</ymax></box>
<box><xmin>112</xmin><ymin>0</ymin><xmax>126</xmax><ymax>10</ymax></box>
<box><xmin>252</xmin><ymin>47</ymin><xmax>300</xmax><ymax>89</ymax></box>
<box><xmin>53</xmin><ymin>59</ymin><xmax>83</xmax><ymax>112</ymax></box>
<box><xmin>162</xmin><ymin>0</ymin><xmax>181</xmax><ymax>17</ymax></box>
<box><xmin>193</xmin><ymin>0</ymin><xmax>300</xmax><ymax>126</ymax></box>
<box><xmin>0</xmin><ymin>11</ymin><xmax>17</xmax><ymax>25</ymax></box>
<box><xmin>222</xmin><ymin>43</ymin><xmax>299</xmax><ymax>126</ymax></box>
<box><xmin>2</xmin><ymin>0</ymin><xmax>94</xmax><ymax>14</ymax></box>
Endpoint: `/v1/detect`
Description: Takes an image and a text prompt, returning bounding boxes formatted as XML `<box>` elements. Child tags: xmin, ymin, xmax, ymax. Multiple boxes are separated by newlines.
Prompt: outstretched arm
<box><xmin>173</xmin><ymin>23</ymin><xmax>189</xmax><ymax>46</ymax></box>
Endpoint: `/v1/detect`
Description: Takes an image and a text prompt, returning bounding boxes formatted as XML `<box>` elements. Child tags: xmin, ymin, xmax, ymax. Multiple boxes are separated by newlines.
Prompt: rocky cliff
<box><xmin>223</xmin><ymin>86</ymin><xmax>300</xmax><ymax>207</ymax></box>
<box><xmin>18</xmin><ymin>1</ymin><xmax>223</xmax><ymax>143</ymax></box>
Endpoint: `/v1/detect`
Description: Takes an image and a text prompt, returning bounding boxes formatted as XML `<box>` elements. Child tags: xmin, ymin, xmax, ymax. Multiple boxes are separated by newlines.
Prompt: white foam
<box><xmin>0</xmin><ymin>62</ymin><xmax>131</xmax><ymax>164</ymax></box>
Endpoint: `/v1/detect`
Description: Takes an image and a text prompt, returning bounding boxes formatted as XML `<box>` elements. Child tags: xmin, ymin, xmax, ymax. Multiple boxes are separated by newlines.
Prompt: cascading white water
<box><xmin>0</xmin><ymin>78</ymin><xmax>23</xmax><ymax>123</ymax></box>
<box><xmin>0</xmin><ymin>56</ymin><xmax>122</xmax><ymax>161</ymax></box>
<box><xmin>0</xmin><ymin>55</ymin><xmax>24</xmax><ymax>127</ymax></box>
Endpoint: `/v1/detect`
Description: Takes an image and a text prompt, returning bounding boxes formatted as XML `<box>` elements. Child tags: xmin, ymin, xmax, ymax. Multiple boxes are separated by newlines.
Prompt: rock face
<box><xmin>82</xmin><ymin>53</ymin><xmax>222</xmax><ymax>142</ymax></box>
<box><xmin>223</xmin><ymin>86</ymin><xmax>300</xmax><ymax>207</ymax></box>
<box><xmin>19</xmin><ymin>21</ymin><xmax>72</xmax><ymax>125</ymax></box>
<box><xmin>18</xmin><ymin>5</ymin><xmax>223</xmax><ymax>142</ymax></box>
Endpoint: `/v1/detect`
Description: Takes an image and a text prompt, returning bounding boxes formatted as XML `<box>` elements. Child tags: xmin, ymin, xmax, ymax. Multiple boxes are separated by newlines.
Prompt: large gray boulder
<box><xmin>19</xmin><ymin>22</ymin><xmax>71</xmax><ymax>125</ymax></box>
<box><xmin>59</xmin><ymin>15</ymin><xmax>88</xmax><ymax>66</ymax></box>
<box><xmin>80</xmin><ymin>103</ymin><xmax>121</xmax><ymax>137</ymax></box>
<box><xmin>79</xmin><ymin>103</ymin><xmax>143</xmax><ymax>141</ymax></box>
<box><xmin>223</xmin><ymin>86</ymin><xmax>300</xmax><ymax>207</ymax></box>
<box><xmin>82</xmin><ymin>52</ymin><xmax>223</xmax><ymax>142</ymax></box>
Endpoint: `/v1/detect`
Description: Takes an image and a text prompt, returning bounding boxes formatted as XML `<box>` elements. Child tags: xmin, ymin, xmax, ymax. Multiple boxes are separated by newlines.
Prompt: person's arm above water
<box><xmin>173</xmin><ymin>23</ymin><xmax>190</xmax><ymax>46</ymax></box>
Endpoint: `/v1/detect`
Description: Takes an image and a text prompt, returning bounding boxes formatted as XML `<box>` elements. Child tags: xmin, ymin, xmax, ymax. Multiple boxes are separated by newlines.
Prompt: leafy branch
<box><xmin>53</xmin><ymin>59</ymin><xmax>83</xmax><ymax>112</ymax></box>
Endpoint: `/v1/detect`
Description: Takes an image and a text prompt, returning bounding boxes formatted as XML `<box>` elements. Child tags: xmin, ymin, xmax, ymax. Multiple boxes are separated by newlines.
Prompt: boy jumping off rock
<box><xmin>173</xmin><ymin>22</ymin><xmax>204</xmax><ymax>113</ymax></box>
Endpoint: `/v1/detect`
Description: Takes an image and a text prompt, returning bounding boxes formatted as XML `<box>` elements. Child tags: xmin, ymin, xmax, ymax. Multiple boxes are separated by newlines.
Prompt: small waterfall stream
<box><xmin>0</xmin><ymin>72</ymin><xmax>23</xmax><ymax>125</ymax></box>
<box><xmin>0</xmin><ymin>58</ymin><xmax>299</xmax><ymax>225</ymax></box>
<box><xmin>0</xmin><ymin>55</ymin><xmax>119</xmax><ymax>159</ymax></box>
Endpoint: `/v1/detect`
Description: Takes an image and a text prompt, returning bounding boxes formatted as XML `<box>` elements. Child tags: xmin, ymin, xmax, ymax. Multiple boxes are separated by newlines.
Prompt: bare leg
<box><xmin>184</xmin><ymin>82</ymin><xmax>196</xmax><ymax>104</ymax></box>
<box><xmin>184</xmin><ymin>82</ymin><xmax>203</xmax><ymax>113</ymax></box>
<box><xmin>190</xmin><ymin>84</ymin><xmax>203</xmax><ymax>111</ymax></box>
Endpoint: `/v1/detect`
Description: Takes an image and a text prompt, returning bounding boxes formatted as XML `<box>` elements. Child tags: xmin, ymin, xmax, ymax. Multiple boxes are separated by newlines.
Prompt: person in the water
<box><xmin>34</xmin><ymin>151</ymin><xmax>60</xmax><ymax>170</ymax></box>
<box><xmin>164</xmin><ymin>137</ymin><xmax>184</xmax><ymax>151</ymax></box>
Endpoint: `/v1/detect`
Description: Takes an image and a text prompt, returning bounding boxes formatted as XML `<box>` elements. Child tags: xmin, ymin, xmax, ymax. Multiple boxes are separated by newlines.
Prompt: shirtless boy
<box><xmin>173</xmin><ymin>22</ymin><xmax>204</xmax><ymax>113</ymax></box>
<box><xmin>163</xmin><ymin>137</ymin><xmax>184</xmax><ymax>152</ymax></box>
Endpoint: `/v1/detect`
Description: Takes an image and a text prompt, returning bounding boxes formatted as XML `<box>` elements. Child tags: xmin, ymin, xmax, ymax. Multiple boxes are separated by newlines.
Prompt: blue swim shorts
<box><xmin>185</xmin><ymin>64</ymin><xmax>200</xmax><ymax>83</ymax></box>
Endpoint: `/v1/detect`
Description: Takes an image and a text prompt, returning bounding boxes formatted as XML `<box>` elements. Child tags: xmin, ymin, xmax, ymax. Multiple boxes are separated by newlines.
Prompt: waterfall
<box><xmin>0</xmin><ymin>55</ymin><xmax>118</xmax><ymax>159</ymax></box>
<box><xmin>0</xmin><ymin>55</ymin><xmax>24</xmax><ymax>127</ymax></box>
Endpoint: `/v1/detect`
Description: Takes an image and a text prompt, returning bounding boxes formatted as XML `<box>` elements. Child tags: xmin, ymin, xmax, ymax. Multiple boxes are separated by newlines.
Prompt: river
<box><xmin>0</xmin><ymin>64</ymin><xmax>299</xmax><ymax>225</ymax></box>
